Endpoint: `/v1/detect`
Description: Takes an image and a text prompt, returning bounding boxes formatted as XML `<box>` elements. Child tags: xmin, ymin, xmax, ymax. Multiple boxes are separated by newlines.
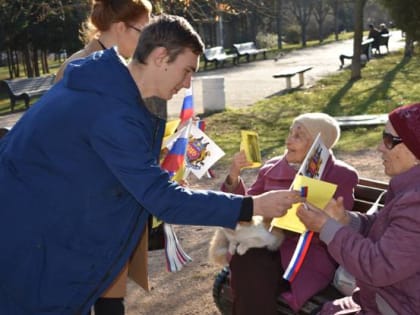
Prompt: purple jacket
<box><xmin>321</xmin><ymin>165</ymin><xmax>420</xmax><ymax>314</ymax></box>
<box><xmin>222</xmin><ymin>154</ymin><xmax>358</xmax><ymax>307</ymax></box>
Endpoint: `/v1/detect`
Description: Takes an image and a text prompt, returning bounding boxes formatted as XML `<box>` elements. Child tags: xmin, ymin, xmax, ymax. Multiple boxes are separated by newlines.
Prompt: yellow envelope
<box><xmin>240</xmin><ymin>130</ymin><xmax>262</xmax><ymax>168</ymax></box>
<box><xmin>271</xmin><ymin>175</ymin><xmax>337</xmax><ymax>234</ymax></box>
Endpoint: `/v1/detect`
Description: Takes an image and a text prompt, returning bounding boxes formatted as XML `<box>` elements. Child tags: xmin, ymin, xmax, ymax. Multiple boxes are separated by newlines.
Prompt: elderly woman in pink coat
<box><xmin>221</xmin><ymin>113</ymin><xmax>359</xmax><ymax>314</ymax></box>
<box><xmin>298</xmin><ymin>103</ymin><xmax>420</xmax><ymax>314</ymax></box>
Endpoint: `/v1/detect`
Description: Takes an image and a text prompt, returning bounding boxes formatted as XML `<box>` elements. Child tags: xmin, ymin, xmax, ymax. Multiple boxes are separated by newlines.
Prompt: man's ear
<box><xmin>152</xmin><ymin>47</ymin><xmax>169</xmax><ymax>67</ymax></box>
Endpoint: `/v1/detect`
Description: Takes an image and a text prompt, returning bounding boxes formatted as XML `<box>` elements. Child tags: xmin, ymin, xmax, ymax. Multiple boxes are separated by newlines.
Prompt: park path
<box><xmin>167</xmin><ymin>30</ymin><xmax>405</xmax><ymax>117</ymax></box>
<box><xmin>0</xmin><ymin>30</ymin><xmax>405</xmax><ymax>128</ymax></box>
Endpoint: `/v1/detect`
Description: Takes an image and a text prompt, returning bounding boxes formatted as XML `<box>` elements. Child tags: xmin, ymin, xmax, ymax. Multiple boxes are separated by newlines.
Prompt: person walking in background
<box><xmin>54</xmin><ymin>1</ymin><xmax>152</xmax><ymax>314</ymax></box>
<box><xmin>0</xmin><ymin>15</ymin><xmax>303</xmax><ymax>315</ymax></box>
<box><xmin>298</xmin><ymin>102</ymin><xmax>420</xmax><ymax>314</ymax></box>
<box><xmin>54</xmin><ymin>0</ymin><xmax>152</xmax><ymax>82</ymax></box>
<box><xmin>221</xmin><ymin>113</ymin><xmax>358</xmax><ymax>314</ymax></box>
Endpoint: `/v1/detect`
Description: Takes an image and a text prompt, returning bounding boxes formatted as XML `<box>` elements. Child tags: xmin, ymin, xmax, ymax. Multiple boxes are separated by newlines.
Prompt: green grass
<box><xmin>203</xmin><ymin>48</ymin><xmax>420</xmax><ymax>168</ymax></box>
<box><xmin>1</xmin><ymin>44</ymin><xmax>419</xmax><ymax>170</ymax></box>
<box><xmin>0</xmin><ymin>60</ymin><xmax>62</xmax><ymax>115</ymax></box>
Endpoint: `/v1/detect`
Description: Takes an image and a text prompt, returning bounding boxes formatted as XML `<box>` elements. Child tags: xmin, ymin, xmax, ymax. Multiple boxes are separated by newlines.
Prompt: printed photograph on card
<box><xmin>299</xmin><ymin>133</ymin><xmax>330</xmax><ymax>179</ymax></box>
<box><xmin>185</xmin><ymin>124</ymin><xmax>225</xmax><ymax>179</ymax></box>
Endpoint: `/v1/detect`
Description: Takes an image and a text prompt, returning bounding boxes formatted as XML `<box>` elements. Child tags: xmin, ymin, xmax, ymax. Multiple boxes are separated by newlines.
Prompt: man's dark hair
<box><xmin>133</xmin><ymin>14</ymin><xmax>204</xmax><ymax>64</ymax></box>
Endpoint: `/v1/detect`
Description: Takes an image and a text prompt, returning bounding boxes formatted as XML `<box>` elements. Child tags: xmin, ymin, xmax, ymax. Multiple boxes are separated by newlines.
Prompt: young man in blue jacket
<box><xmin>0</xmin><ymin>15</ymin><xmax>301</xmax><ymax>314</ymax></box>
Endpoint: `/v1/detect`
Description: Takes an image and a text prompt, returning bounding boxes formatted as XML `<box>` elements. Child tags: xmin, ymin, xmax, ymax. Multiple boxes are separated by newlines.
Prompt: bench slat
<box><xmin>273</xmin><ymin>66</ymin><xmax>313</xmax><ymax>91</ymax></box>
<box><xmin>1</xmin><ymin>75</ymin><xmax>55</xmax><ymax>112</ymax></box>
<box><xmin>233</xmin><ymin>41</ymin><xmax>267</xmax><ymax>63</ymax></box>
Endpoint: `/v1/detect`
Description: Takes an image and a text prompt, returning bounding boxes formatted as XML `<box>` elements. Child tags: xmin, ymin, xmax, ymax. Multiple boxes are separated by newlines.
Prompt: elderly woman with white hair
<box><xmin>221</xmin><ymin>112</ymin><xmax>359</xmax><ymax>314</ymax></box>
<box><xmin>298</xmin><ymin>104</ymin><xmax>420</xmax><ymax>314</ymax></box>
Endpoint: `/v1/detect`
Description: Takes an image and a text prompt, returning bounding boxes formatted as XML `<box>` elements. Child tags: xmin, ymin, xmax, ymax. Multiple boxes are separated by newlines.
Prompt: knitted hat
<box><xmin>292</xmin><ymin>113</ymin><xmax>340</xmax><ymax>149</ymax></box>
<box><xmin>388</xmin><ymin>103</ymin><xmax>420</xmax><ymax>160</ymax></box>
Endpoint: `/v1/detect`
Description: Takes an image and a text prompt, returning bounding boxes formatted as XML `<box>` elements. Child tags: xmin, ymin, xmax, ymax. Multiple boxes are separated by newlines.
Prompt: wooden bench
<box><xmin>0</xmin><ymin>127</ymin><xmax>10</xmax><ymax>139</ymax></box>
<box><xmin>273</xmin><ymin>66</ymin><xmax>313</xmax><ymax>91</ymax></box>
<box><xmin>233</xmin><ymin>42</ymin><xmax>268</xmax><ymax>63</ymax></box>
<box><xmin>212</xmin><ymin>177</ymin><xmax>389</xmax><ymax>315</ymax></box>
<box><xmin>0</xmin><ymin>75</ymin><xmax>55</xmax><ymax>112</ymax></box>
<box><xmin>339</xmin><ymin>38</ymin><xmax>373</xmax><ymax>69</ymax></box>
<box><xmin>203</xmin><ymin>46</ymin><xmax>237</xmax><ymax>69</ymax></box>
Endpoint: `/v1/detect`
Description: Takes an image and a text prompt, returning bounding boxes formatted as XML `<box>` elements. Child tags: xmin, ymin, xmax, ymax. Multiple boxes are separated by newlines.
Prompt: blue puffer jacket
<box><xmin>0</xmin><ymin>48</ymin><xmax>243</xmax><ymax>314</ymax></box>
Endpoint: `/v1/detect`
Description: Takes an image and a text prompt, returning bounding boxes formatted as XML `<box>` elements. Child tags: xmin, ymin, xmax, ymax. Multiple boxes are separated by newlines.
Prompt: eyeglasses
<box><xmin>382</xmin><ymin>131</ymin><xmax>403</xmax><ymax>150</ymax></box>
<box><xmin>127</xmin><ymin>24</ymin><xmax>142</xmax><ymax>34</ymax></box>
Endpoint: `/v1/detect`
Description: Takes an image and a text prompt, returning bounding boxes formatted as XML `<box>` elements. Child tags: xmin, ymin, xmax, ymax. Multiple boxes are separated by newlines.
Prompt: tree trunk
<box><xmin>404</xmin><ymin>35</ymin><xmax>414</xmax><ymax>57</ymax></box>
<box><xmin>41</xmin><ymin>50</ymin><xmax>49</xmax><ymax>74</ymax></box>
<box><xmin>350</xmin><ymin>0</ymin><xmax>367</xmax><ymax>81</ymax></box>
<box><xmin>275</xmin><ymin>0</ymin><xmax>283</xmax><ymax>49</ymax></box>
<box><xmin>332</xmin><ymin>0</ymin><xmax>339</xmax><ymax>41</ymax></box>
<box><xmin>22</xmin><ymin>46</ymin><xmax>34</xmax><ymax>78</ymax></box>
<box><xmin>318</xmin><ymin>21</ymin><xmax>324</xmax><ymax>43</ymax></box>
<box><xmin>13</xmin><ymin>50</ymin><xmax>20</xmax><ymax>78</ymax></box>
<box><xmin>33</xmin><ymin>49</ymin><xmax>40</xmax><ymax>77</ymax></box>
<box><xmin>6</xmin><ymin>49</ymin><xmax>13</xmax><ymax>79</ymax></box>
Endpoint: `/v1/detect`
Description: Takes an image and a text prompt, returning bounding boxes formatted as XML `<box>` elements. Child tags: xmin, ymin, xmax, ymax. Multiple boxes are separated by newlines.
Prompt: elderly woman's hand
<box><xmin>226</xmin><ymin>151</ymin><xmax>252</xmax><ymax>187</ymax></box>
<box><xmin>323</xmin><ymin>196</ymin><xmax>350</xmax><ymax>225</ymax></box>
<box><xmin>296</xmin><ymin>203</ymin><xmax>329</xmax><ymax>232</ymax></box>
<box><xmin>296</xmin><ymin>197</ymin><xmax>350</xmax><ymax>232</ymax></box>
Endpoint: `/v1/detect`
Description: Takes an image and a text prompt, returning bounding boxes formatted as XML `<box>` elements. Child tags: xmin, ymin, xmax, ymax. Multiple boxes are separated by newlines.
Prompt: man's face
<box><xmin>157</xmin><ymin>48</ymin><xmax>199</xmax><ymax>100</ymax></box>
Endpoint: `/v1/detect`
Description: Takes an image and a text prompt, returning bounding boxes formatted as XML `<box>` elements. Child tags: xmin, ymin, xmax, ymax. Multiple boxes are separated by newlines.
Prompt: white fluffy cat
<box><xmin>208</xmin><ymin>216</ymin><xmax>285</xmax><ymax>266</ymax></box>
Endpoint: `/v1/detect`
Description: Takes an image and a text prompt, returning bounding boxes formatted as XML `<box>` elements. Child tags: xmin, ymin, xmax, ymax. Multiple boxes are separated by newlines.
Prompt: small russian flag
<box><xmin>180</xmin><ymin>87</ymin><xmax>194</xmax><ymax>123</ymax></box>
<box><xmin>161</xmin><ymin>124</ymin><xmax>190</xmax><ymax>177</ymax></box>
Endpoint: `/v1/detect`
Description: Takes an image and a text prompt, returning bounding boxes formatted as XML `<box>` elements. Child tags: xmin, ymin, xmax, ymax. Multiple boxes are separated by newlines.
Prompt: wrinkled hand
<box><xmin>323</xmin><ymin>196</ymin><xmax>350</xmax><ymax>225</ymax></box>
<box><xmin>296</xmin><ymin>202</ymin><xmax>330</xmax><ymax>232</ymax></box>
<box><xmin>227</xmin><ymin>151</ymin><xmax>252</xmax><ymax>183</ymax></box>
<box><xmin>296</xmin><ymin>197</ymin><xmax>350</xmax><ymax>232</ymax></box>
<box><xmin>252</xmin><ymin>190</ymin><xmax>303</xmax><ymax>218</ymax></box>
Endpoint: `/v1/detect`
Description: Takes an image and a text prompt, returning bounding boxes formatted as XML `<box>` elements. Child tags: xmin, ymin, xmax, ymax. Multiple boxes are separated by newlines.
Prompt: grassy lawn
<box><xmin>1</xmin><ymin>43</ymin><xmax>419</xmax><ymax>169</ymax></box>
<box><xmin>203</xmin><ymin>49</ymin><xmax>420</xmax><ymax>168</ymax></box>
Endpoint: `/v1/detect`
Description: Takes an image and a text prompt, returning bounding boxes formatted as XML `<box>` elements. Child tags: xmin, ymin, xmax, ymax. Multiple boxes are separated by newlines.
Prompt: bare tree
<box><xmin>287</xmin><ymin>0</ymin><xmax>315</xmax><ymax>47</ymax></box>
<box><xmin>313</xmin><ymin>0</ymin><xmax>331</xmax><ymax>43</ymax></box>
<box><xmin>351</xmin><ymin>0</ymin><xmax>368</xmax><ymax>80</ymax></box>
<box><xmin>275</xmin><ymin>0</ymin><xmax>284</xmax><ymax>48</ymax></box>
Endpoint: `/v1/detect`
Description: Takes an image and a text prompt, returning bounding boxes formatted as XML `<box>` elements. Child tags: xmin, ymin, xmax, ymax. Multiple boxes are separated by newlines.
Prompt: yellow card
<box><xmin>271</xmin><ymin>175</ymin><xmax>337</xmax><ymax>234</ymax></box>
<box><xmin>240</xmin><ymin>130</ymin><xmax>262</xmax><ymax>168</ymax></box>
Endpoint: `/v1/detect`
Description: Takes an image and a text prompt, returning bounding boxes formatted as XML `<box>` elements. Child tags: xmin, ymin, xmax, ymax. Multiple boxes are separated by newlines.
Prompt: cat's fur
<box><xmin>208</xmin><ymin>216</ymin><xmax>285</xmax><ymax>266</ymax></box>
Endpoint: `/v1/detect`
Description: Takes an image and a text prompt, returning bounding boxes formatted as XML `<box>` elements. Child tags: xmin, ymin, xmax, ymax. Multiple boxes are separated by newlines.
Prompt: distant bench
<box><xmin>272</xmin><ymin>66</ymin><xmax>313</xmax><ymax>91</ymax></box>
<box><xmin>339</xmin><ymin>38</ymin><xmax>373</xmax><ymax>69</ymax></box>
<box><xmin>0</xmin><ymin>75</ymin><xmax>55</xmax><ymax>112</ymax></box>
<box><xmin>203</xmin><ymin>46</ymin><xmax>237</xmax><ymax>69</ymax></box>
<box><xmin>233</xmin><ymin>42</ymin><xmax>268</xmax><ymax>63</ymax></box>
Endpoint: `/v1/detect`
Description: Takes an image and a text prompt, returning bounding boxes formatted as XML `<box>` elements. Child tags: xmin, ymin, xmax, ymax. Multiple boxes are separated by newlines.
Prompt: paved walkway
<box><xmin>0</xmin><ymin>30</ymin><xmax>405</xmax><ymax>128</ymax></box>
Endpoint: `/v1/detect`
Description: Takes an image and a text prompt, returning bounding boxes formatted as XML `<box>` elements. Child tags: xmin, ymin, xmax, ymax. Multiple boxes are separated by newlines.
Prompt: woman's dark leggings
<box><xmin>87</xmin><ymin>297</ymin><xmax>125</xmax><ymax>315</ymax></box>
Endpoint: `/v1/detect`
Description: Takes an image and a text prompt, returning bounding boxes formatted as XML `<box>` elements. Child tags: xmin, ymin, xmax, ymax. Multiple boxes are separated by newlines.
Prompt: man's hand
<box><xmin>252</xmin><ymin>190</ymin><xmax>303</xmax><ymax>218</ymax></box>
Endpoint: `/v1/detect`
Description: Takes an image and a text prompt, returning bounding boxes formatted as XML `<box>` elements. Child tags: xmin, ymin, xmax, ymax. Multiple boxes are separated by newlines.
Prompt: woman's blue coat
<box><xmin>0</xmin><ymin>48</ymin><xmax>243</xmax><ymax>314</ymax></box>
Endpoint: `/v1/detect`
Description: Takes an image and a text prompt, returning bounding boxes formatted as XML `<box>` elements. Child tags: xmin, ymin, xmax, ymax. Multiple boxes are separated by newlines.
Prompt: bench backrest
<box><xmin>3</xmin><ymin>75</ymin><xmax>55</xmax><ymax>95</ymax></box>
<box><xmin>379</xmin><ymin>34</ymin><xmax>390</xmax><ymax>45</ymax></box>
<box><xmin>0</xmin><ymin>127</ymin><xmax>9</xmax><ymax>139</ymax></box>
<box><xmin>233</xmin><ymin>42</ymin><xmax>257</xmax><ymax>52</ymax></box>
<box><xmin>353</xmin><ymin>177</ymin><xmax>388</xmax><ymax>213</ymax></box>
<box><xmin>204</xmin><ymin>46</ymin><xmax>225</xmax><ymax>59</ymax></box>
